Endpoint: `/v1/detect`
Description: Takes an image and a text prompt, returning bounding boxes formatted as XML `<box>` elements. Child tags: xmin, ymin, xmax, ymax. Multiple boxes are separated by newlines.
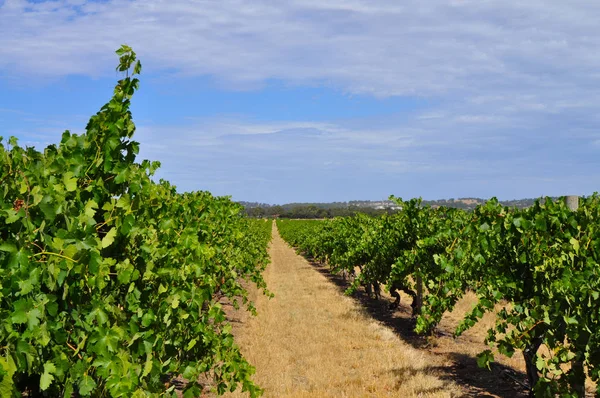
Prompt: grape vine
<box><xmin>0</xmin><ymin>46</ymin><xmax>271</xmax><ymax>397</ymax></box>
<box><xmin>277</xmin><ymin>195</ymin><xmax>600</xmax><ymax>397</ymax></box>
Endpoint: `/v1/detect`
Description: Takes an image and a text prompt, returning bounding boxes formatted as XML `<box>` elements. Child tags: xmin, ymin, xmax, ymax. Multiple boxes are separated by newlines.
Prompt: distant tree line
<box><xmin>239</xmin><ymin>197</ymin><xmax>559</xmax><ymax>219</ymax></box>
<box><xmin>243</xmin><ymin>205</ymin><xmax>398</xmax><ymax>219</ymax></box>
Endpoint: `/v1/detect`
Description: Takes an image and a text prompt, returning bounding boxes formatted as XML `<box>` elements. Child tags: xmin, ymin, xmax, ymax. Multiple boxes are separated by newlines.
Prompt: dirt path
<box><xmin>224</xmin><ymin>223</ymin><xmax>463</xmax><ymax>398</ymax></box>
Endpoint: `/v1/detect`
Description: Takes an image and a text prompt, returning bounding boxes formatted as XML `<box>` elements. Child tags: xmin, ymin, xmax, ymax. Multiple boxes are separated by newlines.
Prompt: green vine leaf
<box><xmin>101</xmin><ymin>228</ymin><xmax>117</xmax><ymax>248</ymax></box>
<box><xmin>39</xmin><ymin>362</ymin><xmax>56</xmax><ymax>391</ymax></box>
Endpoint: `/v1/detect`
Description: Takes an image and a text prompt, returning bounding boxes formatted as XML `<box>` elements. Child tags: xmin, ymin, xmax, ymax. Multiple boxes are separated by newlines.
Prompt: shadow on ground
<box><xmin>299</xmin><ymin>254</ymin><xmax>530</xmax><ymax>398</ymax></box>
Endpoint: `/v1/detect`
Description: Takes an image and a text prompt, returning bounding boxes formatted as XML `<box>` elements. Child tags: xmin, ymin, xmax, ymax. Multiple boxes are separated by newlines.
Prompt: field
<box><xmin>223</xmin><ymin>222</ymin><xmax>542</xmax><ymax>398</ymax></box>
<box><xmin>225</xmin><ymin>222</ymin><xmax>463</xmax><ymax>398</ymax></box>
<box><xmin>2</xmin><ymin>46</ymin><xmax>599</xmax><ymax>398</ymax></box>
<box><xmin>223</xmin><ymin>219</ymin><xmax>599</xmax><ymax>397</ymax></box>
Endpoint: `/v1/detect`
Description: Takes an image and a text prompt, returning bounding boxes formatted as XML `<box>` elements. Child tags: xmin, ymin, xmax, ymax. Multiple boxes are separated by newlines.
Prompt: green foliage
<box><xmin>438</xmin><ymin>196</ymin><xmax>600</xmax><ymax>396</ymax></box>
<box><xmin>277</xmin><ymin>195</ymin><xmax>600</xmax><ymax>397</ymax></box>
<box><xmin>0</xmin><ymin>46</ymin><xmax>271</xmax><ymax>396</ymax></box>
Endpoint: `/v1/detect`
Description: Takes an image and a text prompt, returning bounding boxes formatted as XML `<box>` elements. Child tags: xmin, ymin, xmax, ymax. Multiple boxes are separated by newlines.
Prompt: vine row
<box><xmin>0</xmin><ymin>46</ymin><xmax>271</xmax><ymax>397</ymax></box>
<box><xmin>277</xmin><ymin>196</ymin><xmax>600</xmax><ymax>397</ymax></box>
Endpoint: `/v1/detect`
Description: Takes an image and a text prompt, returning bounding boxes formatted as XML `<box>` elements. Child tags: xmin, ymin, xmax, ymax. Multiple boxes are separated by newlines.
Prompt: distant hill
<box><xmin>239</xmin><ymin>197</ymin><xmax>555</xmax><ymax>213</ymax></box>
<box><xmin>421</xmin><ymin>197</ymin><xmax>553</xmax><ymax>210</ymax></box>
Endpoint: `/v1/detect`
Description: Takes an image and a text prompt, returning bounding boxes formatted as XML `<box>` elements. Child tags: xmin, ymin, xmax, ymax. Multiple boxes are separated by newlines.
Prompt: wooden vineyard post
<box><xmin>565</xmin><ymin>195</ymin><xmax>579</xmax><ymax>211</ymax></box>
<box><xmin>565</xmin><ymin>195</ymin><xmax>585</xmax><ymax>397</ymax></box>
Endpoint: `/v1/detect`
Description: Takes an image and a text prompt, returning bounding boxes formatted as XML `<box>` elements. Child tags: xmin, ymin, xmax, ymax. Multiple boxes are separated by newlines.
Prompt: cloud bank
<box><xmin>3</xmin><ymin>0</ymin><xmax>600</xmax><ymax>98</ymax></box>
<box><xmin>2</xmin><ymin>0</ymin><xmax>600</xmax><ymax>202</ymax></box>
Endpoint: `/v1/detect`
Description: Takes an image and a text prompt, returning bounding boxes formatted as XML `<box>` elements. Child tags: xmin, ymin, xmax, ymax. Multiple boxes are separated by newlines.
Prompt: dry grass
<box><xmin>435</xmin><ymin>292</ymin><xmax>525</xmax><ymax>370</ymax></box>
<box><xmin>439</xmin><ymin>293</ymin><xmax>596</xmax><ymax>395</ymax></box>
<box><xmin>395</xmin><ymin>289</ymin><xmax>596</xmax><ymax>396</ymax></box>
<box><xmin>224</xmin><ymin>223</ymin><xmax>463</xmax><ymax>398</ymax></box>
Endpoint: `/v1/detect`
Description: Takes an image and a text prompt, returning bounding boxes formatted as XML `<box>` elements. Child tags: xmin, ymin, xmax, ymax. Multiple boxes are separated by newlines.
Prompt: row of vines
<box><xmin>0</xmin><ymin>47</ymin><xmax>271</xmax><ymax>397</ymax></box>
<box><xmin>278</xmin><ymin>195</ymin><xmax>600</xmax><ymax>397</ymax></box>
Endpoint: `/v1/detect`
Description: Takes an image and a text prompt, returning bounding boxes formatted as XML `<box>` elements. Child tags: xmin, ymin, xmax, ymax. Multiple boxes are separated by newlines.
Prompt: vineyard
<box><xmin>277</xmin><ymin>196</ymin><xmax>600</xmax><ymax>397</ymax></box>
<box><xmin>0</xmin><ymin>47</ymin><xmax>272</xmax><ymax>397</ymax></box>
<box><xmin>1</xmin><ymin>45</ymin><xmax>599</xmax><ymax>398</ymax></box>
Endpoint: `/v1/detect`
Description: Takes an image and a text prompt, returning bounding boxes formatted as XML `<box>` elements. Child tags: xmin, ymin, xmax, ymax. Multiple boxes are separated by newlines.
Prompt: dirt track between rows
<box><xmin>224</xmin><ymin>222</ymin><xmax>467</xmax><ymax>397</ymax></box>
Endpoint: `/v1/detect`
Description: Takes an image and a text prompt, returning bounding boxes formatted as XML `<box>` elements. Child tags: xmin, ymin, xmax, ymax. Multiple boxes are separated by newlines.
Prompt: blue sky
<box><xmin>1</xmin><ymin>0</ymin><xmax>600</xmax><ymax>204</ymax></box>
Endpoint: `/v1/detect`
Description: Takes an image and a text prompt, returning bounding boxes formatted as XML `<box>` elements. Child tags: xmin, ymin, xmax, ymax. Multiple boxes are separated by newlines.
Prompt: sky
<box><xmin>1</xmin><ymin>0</ymin><xmax>600</xmax><ymax>204</ymax></box>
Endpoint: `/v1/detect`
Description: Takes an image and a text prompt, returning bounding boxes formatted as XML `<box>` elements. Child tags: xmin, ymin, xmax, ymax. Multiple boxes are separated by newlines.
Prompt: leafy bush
<box><xmin>0</xmin><ymin>46</ymin><xmax>270</xmax><ymax>397</ymax></box>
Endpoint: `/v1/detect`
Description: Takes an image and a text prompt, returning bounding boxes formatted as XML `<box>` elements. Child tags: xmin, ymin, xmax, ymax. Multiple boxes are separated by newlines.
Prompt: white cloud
<box><xmin>130</xmin><ymin>110</ymin><xmax>542</xmax><ymax>194</ymax></box>
<box><xmin>3</xmin><ymin>0</ymin><xmax>600</xmax><ymax>202</ymax></box>
<box><xmin>0</xmin><ymin>108</ymin><xmax>30</xmax><ymax>115</ymax></box>
<box><xmin>453</xmin><ymin>115</ymin><xmax>505</xmax><ymax>124</ymax></box>
<box><xmin>2</xmin><ymin>0</ymin><xmax>600</xmax><ymax>103</ymax></box>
